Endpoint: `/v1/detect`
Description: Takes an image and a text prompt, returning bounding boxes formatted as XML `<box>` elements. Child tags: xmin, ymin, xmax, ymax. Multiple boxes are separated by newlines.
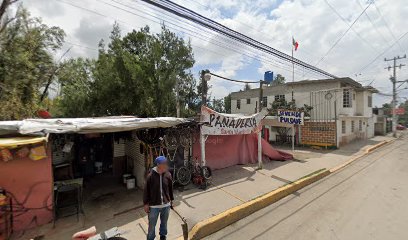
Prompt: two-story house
<box><xmin>230</xmin><ymin>77</ymin><xmax>378</xmax><ymax>147</ymax></box>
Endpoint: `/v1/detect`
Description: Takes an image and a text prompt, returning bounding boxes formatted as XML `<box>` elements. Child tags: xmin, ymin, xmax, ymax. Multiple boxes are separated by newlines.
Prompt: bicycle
<box><xmin>177</xmin><ymin>157</ymin><xmax>212</xmax><ymax>189</ymax></box>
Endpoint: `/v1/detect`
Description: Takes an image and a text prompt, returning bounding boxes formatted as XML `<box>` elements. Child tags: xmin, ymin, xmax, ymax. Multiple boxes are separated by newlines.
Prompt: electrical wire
<box><xmin>315</xmin><ymin>1</ymin><xmax>372</xmax><ymax>66</ymax></box>
<box><xmin>356</xmin><ymin>0</ymin><xmax>391</xmax><ymax>48</ymax></box>
<box><xmin>209</xmin><ymin>72</ymin><xmax>260</xmax><ymax>83</ymax></box>
<box><xmin>324</xmin><ymin>0</ymin><xmax>379</xmax><ymax>54</ymax></box>
<box><xmin>101</xmin><ymin>0</ymin><xmax>324</xmax><ymax>78</ymax></box>
<box><xmin>356</xmin><ymin>30</ymin><xmax>408</xmax><ymax>74</ymax></box>
<box><xmin>373</xmin><ymin>2</ymin><xmax>403</xmax><ymax>51</ymax></box>
<box><xmin>138</xmin><ymin>0</ymin><xmax>337</xmax><ymax>78</ymax></box>
<box><xmin>130</xmin><ymin>0</ymin><xmax>325</xmax><ymax>78</ymax></box>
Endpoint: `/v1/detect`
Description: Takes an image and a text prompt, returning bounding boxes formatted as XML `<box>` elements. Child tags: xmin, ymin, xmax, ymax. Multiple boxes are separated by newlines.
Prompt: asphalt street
<box><xmin>206</xmin><ymin>135</ymin><xmax>408</xmax><ymax>240</ymax></box>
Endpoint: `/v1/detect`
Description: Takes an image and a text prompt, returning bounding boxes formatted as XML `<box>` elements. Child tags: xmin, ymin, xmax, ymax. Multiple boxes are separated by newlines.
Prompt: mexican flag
<box><xmin>292</xmin><ymin>37</ymin><xmax>299</xmax><ymax>51</ymax></box>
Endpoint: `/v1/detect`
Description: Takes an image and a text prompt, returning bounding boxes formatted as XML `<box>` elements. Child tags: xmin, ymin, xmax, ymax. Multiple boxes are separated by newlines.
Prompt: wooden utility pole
<box><xmin>385</xmin><ymin>55</ymin><xmax>406</xmax><ymax>137</ymax></box>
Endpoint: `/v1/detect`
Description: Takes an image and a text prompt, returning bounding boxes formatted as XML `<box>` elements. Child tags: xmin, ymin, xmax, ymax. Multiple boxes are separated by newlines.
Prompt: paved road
<box><xmin>206</xmin><ymin>136</ymin><xmax>408</xmax><ymax>240</ymax></box>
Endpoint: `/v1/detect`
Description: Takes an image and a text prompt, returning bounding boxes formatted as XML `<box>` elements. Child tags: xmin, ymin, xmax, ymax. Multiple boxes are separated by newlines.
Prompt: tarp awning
<box><xmin>0</xmin><ymin>117</ymin><xmax>191</xmax><ymax>135</ymax></box>
<box><xmin>0</xmin><ymin>136</ymin><xmax>48</xmax><ymax>147</ymax></box>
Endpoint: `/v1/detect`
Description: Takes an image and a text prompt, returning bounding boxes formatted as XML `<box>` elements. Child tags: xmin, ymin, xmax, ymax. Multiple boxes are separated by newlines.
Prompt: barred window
<box><xmin>342</xmin><ymin>121</ymin><xmax>346</xmax><ymax>134</ymax></box>
<box><xmin>262</xmin><ymin>96</ymin><xmax>268</xmax><ymax>107</ymax></box>
<box><xmin>343</xmin><ymin>89</ymin><xmax>352</xmax><ymax>108</ymax></box>
<box><xmin>275</xmin><ymin>95</ymin><xmax>285</xmax><ymax>101</ymax></box>
<box><xmin>351</xmin><ymin>120</ymin><xmax>355</xmax><ymax>132</ymax></box>
<box><xmin>237</xmin><ymin>99</ymin><xmax>241</xmax><ymax>109</ymax></box>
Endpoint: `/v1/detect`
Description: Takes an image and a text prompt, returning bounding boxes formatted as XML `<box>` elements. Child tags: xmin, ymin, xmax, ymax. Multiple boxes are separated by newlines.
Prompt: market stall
<box><xmin>194</xmin><ymin>106</ymin><xmax>293</xmax><ymax>170</ymax></box>
<box><xmin>0</xmin><ymin>136</ymin><xmax>52</xmax><ymax>233</ymax></box>
<box><xmin>0</xmin><ymin>116</ymin><xmax>194</xmax><ymax>232</ymax></box>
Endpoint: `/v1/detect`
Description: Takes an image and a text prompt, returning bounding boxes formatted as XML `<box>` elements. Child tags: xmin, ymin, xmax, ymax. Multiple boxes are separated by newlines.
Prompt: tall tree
<box><xmin>0</xmin><ymin>7</ymin><xmax>65</xmax><ymax>120</ymax></box>
<box><xmin>57</xmin><ymin>58</ymin><xmax>94</xmax><ymax>117</ymax></box>
<box><xmin>58</xmin><ymin>24</ymin><xmax>196</xmax><ymax>118</ymax></box>
<box><xmin>275</xmin><ymin>74</ymin><xmax>285</xmax><ymax>84</ymax></box>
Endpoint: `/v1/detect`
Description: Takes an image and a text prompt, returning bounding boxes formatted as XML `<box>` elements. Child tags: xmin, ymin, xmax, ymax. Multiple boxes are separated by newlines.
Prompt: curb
<box><xmin>178</xmin><ymin>139</ymin><xmax>393</xmax><ymax>240</ymax></box>
<box><xmin>183</xmin><ymin>169</ymin><xmax>330</xmax><ymax>240</ymax></box>
<box><xmin>330</xmin><ymin>139</ymin><xmax>393</xmax><ymax>173</ymax></box>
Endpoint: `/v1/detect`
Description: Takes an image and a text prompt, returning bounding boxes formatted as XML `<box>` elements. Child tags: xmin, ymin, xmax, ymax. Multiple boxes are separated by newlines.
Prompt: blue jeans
<box><xmin>147</xmin><ymin>206</ymin><xmax>170</xmax><ymax>240</ymax></box>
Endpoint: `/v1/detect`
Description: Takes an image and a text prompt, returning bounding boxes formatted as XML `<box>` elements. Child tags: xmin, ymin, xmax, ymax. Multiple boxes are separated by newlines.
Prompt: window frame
<box><xmin>274</xmin><ymin>95</ymin><xmax>285</xmax><ymax>102</ymax></box>
<box><xmin>262</xmin><ymin>96</ymin><xmax>267</xmax><ymax>108</ymax></box>
<box><xmin>351</xmin><ymin>120</ymin><xmax>355</xmax><ymax>132</ymax></box>
<box><xmin>359</xmin><ymin>120</ymin><xmax>362</xmax><ymax>131</ymax></box>
<box><xmin>237</xmin><ymin>99</ymin><xmax>241</xmax><ymax>109</ymax></box>
<box><xmin>342</xmin><ymin>120</ymin><xmax>346</xmax><ymax>134</ymax></box>
<box><xmin>343</xmin><ymin>89</ymin><xmax>352</xmax><ymax>108</ymax></box>
<box><xmin>246</xmin><ymin>98</ymin><xmax>251</xmax><ymax>104</ymax></box>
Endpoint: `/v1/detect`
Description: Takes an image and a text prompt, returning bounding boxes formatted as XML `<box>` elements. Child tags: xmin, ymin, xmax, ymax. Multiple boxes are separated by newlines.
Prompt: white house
<box><xmin>230</xmin><ymin>78</ymin><xmax>378</xmax><ymax>147</ymax></box>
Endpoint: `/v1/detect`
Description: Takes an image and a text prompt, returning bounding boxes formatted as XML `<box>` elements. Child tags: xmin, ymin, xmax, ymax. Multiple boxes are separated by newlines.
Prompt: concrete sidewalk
<box><xmin>123</xmin><ymin>135</ymin><xmax>394</xmax><ymax>240</ymax></box>
<box><xmin>18</xmin><ymin>135</ymin><xmax>393</xmax><ymax>240</ymax></box>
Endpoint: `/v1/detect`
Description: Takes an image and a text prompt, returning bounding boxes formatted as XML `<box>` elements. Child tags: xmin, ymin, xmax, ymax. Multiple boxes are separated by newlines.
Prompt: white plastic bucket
<box><xmin>123</xmin><ymin>174</ymin><xmax>131</xmax><ymax>184</ymax></box>
<box><xmin>126</xmin><ymin>178</ymin><xmax>136</xmax><ymax>189</ymax></box>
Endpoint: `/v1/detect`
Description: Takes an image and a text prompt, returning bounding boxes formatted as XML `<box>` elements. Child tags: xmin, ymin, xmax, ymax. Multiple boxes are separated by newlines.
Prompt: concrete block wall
<box><xmin>301</xmin><ymin>121</ymin><xmax>336</xmax><ymax>146</ymax></box>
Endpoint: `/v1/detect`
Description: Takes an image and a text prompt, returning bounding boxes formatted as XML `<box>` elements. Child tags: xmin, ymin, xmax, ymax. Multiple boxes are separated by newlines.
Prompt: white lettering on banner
<box><xmin>277</xmin><ymin>110</ymin><xmax>304</xmax><ymax>125</ymax></box>
<box><xmin>201</xmin><ymin>106</ymin><xmax>266</xmax><ymax>135</ymax></box>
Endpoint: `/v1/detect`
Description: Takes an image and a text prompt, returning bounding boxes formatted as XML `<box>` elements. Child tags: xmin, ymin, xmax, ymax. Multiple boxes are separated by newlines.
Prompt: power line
<box><xmin>356</xmin><ymin>30</ymin><xmax>408</xmax><ymax>74</ymax></box>
<box><xmin>356</xmin><ymin>0</ymin><xmax>391</xmax><ymax>48</ymax></box>
<box><xmin>208</xmin><ymin>72</ymin><xmax>260</xmax><ymax>83</ymax></box>
<box><xmin>102</xmin><ymin>0</ymin><xmax>324</xmax><ymax>78</ymax></box>
<box><xmin>373</xmin><ymin>2</ymin><xmax>403</xmax><ymax>51</ymax></box>
<box><xmin>324</xmin><ymin>0</ymin><xmax>379</xmax><ymax>54</ymax></box>
<box><xmin>139</xmin><ymin>0</ymin><xmax>337</xmax><ymax>78</ymax></box>
<box><xmin>131</xmin><ymin>0</ymin><xmax>325</xmax><ymax>78</ymax></box>
<box><xmin>59</xmin><ymin>0</ymin><xmax>313</xmax><ymax>78</ymax></box>
<box><xmin>315</xmin><ymin>1</ymin><xmax>372</xmax><ymax>66</ymax></box>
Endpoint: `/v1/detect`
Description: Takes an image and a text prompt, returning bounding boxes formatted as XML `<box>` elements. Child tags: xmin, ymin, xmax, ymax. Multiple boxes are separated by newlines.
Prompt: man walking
<box><xmin>144</xmin><ymin>156</ymin><xmax>174</xmax><ymax>240</ymax></box>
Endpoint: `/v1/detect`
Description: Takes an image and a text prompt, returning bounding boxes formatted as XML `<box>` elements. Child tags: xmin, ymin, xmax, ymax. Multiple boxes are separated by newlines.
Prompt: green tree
<box><xmin>275</xmin><ymin>74</ymin><xmax>285</xmax><ymax>84</ymax></box>
<box><xmin>210</xmin><ymin>98</ymin><xmax>225</xmax><ymax>113</ymax></box>
<box><xmin>0</xmin><ymin>7</ymin><xmax>65</xmax><ymax>120</ymax></box>
<box><xmin>57</xmin><ymin>58</ymin><xmax>94</xmax><ymax>117</ymax></box>
<box><xmin>58</xmin><ymin>24</ymin><xmax>196</xmax><ymax>118</ymax></box>
<box><xmin>224</xmin><ymin>93</ymin><xmax>231</xmax><ymax>113</ymax></box>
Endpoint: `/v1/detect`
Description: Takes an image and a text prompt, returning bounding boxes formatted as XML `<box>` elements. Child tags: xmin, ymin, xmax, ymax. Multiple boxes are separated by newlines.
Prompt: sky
<box><xmin>19</xmin><ymin>0</ymin><xmax>408</xmax><ymax>107</ymax></box>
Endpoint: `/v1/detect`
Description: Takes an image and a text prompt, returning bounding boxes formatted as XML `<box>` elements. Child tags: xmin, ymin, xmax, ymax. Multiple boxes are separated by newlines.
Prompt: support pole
<box><xmin>291</xmin><ymin>125</ymin><xmax>295</xmax><ymax>153</ymax></box>
<box><xmin>200</xmin><ymin>130</ymin><xmax>206</xmax><ymax>166</ymax></box>
<box><xmin>257</xmin><ymin>130</ymin><xmax>262</xmax><ymax>169</ymax></box>
<box><xmin>385</xmin><ymin>55</ymin><xmax>406</xmax><ymax>138</ymax></box>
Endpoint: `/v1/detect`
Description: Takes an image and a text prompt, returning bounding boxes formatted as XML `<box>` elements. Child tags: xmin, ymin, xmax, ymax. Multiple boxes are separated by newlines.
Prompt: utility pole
<box><xmin>385</xmin><ymin>55</ymin><xmax>406</xmax><ymax>137</ymax></box>
<box><xmin>200</xmin><ymin>70</ymin><xmax>209</xmax><ymax>107</ymax></box>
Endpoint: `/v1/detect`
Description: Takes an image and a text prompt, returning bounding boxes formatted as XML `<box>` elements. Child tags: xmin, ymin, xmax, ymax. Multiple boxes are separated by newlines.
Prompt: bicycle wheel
<box><xmin>201</xmin><ymin>166</ymin><xmax>212</xmax><ymax>180</ymax></box>
<box><xmin>177</xmin><ymin>166</ymin><xmax>192</xmax><ymax>186</ymax></box>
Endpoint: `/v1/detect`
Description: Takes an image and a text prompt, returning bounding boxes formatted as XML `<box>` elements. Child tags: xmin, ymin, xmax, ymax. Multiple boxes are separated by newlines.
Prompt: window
<box><xmin>246</xmin><ymin>98</ymin><xmax>251</xmax><ymax>104</ymax></box>
<box><xmin>274</xmin><ymin>95</ymin><xmax>285</xmax><ymax>101</ymax></box>
<box><xmin>342</xmin><ymin>121</ymin><xmax>346</xmax><ymax>134</ymax></box>
<box><xmin>237</xmin><ymin>99</ymin><xmax>241</xmax><ymax>109</ymax></box>
<box><xmin>368</xmin><ymin>95</ymin><xmax>372</xmax><ymax>107</ymax></box>
<box><xmin>351</xmin><ymin>120</ymin><xmax>355</xmax><ymax>132</ymax></box>
<box><xmin>359</xmin><ymin>120</ymin><xmax>362</xmax><ymax>131</ymax></box>
<box><xmin>262</xmin><ymin>96</ymin><xmax>267</xmax><ymax>107</ymax></box>
<box><xmin>343</xmin><ymin>89</ymin><xmax>352</xmax><ymax>108</ymax></box>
